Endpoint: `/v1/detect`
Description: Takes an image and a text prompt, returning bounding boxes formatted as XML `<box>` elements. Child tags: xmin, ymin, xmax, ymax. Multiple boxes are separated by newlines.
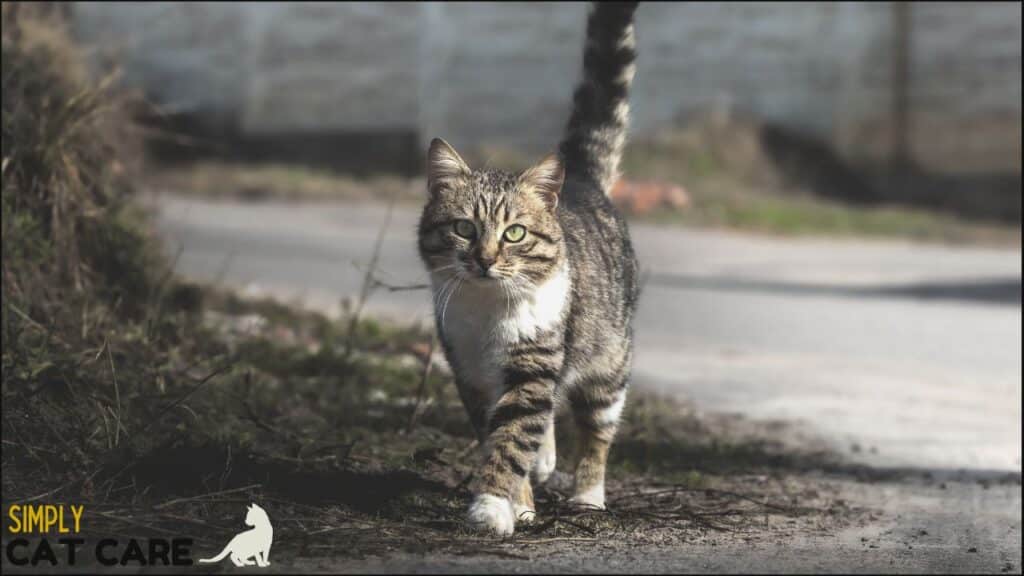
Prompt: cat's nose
<box><xmin>474</xmin><ymin>255</ymin><xmax>496</xmax><ymax>274</ymax></box>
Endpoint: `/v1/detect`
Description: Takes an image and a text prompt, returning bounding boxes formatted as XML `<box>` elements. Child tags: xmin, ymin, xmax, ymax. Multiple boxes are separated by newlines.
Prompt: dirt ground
<box><xmin>4</xmin><ymin>294</ymin><xmax>1020</xmax><ymax>574</ymax></box>
<box><xmin>4</xmin><ymin>288</ymin><xmax>1019</xmax><ymax>574</ymax></box>
<box><xmin>290</xmin><ymin>478</ymin><xmax>1021</xmax><ymax>574</ymax></box>
<box><xmin>5</xmin><ymin>411</ymin><xmax>1019</xmax><ymax>574</ymax></box>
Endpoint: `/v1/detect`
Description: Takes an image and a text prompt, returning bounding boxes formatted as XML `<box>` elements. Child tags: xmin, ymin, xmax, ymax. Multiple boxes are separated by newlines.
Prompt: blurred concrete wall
<box><xmin>71</xmin><ymin>2</ymin><xmax>1021</xmax><ymax>175</ymax></box>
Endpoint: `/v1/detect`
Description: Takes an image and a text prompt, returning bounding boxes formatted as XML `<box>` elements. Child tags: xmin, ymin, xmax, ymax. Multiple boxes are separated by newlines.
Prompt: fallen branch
<box><xmin>342</xmin><ymin>188</ymin><xmax>399</xmax><ymax>363</ymax></box>
<box><xmin>138</xmin><ymin>362</ymin><xmax>233</xmax><ymax>436</ymax></box>
<box><xmin>405</xmin><ymin>334</ymin><xmax>437</xmax><ymax>433</ymax></box>
<box><xmin>518</xmin><ymin>536</ymin><xmax>598</xmax><ymax>545</ymax></box>
<box><xmin>153</xmin><ymin>483</ymin><xmax>262</xmax><ymax>510</ymax></box>
<box><xmin>369</xmin><ymin>274</ymin><xmax>429</xmax><ymax>292</ymax></box>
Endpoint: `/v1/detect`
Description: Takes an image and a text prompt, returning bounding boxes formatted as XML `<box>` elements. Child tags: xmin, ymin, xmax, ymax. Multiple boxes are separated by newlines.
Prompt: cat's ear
<box><xmin>428</xmin><ymin>138</ymin><xmax>470</xmax><ymax>197</ymax></box>
<box><xmin>519</xmin><ymin>153</ymin><xmax>564</xmax><ymax>211</ymax></box>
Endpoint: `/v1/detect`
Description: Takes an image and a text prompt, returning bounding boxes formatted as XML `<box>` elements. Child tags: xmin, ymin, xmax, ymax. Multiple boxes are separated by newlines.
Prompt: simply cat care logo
<box><xmin>199</xmin><ymin>503</ymin><xmax>273</xmax><ymax>568</ymax></box>
<box><xmin>5</xmin><ymin>503</ymin><xmax>192</xmax><ymax>568</ymax></box>
<box><xmin>4</xmin><ymin>502</ymin><xmax>274</xmax><ymax>569</ymax></box>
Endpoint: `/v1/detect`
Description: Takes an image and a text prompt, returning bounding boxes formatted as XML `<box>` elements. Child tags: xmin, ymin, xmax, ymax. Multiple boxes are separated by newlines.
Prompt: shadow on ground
<box><xmin>646</xmin><ymin>273</ymin><xmax>1022</xmax><ymax>307</ymax></box>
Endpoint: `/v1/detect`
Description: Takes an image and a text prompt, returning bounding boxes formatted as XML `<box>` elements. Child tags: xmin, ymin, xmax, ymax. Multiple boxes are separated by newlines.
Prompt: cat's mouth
<box><xmin>460</xmin><ymin>267</ymin><xmax>512</xmax><ymax>286</ymax></box>
<box><xmin>468</xmin><ymin>272</ymin><xmax>501</xmax><ymax>283</ymax></box>
<box><xmin>457</xmin><ymin>262</ymin><xmax>504</xmax><ymax>282</ymax></box>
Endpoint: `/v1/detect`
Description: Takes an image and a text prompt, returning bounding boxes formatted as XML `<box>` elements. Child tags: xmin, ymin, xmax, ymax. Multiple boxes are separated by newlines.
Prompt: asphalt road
<box><xmin>150</xmin><ymin>193</ymin><xmax>1021</xmax><ymax>474</ymax></box>
<box><xmin>148</xmin><ymin>193</ymin><xmax>1022</xmax><ymax>573</ymax></box>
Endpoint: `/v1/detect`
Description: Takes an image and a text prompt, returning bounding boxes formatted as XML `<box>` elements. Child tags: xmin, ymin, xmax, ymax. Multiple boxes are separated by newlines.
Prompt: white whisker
<box><xmin>432</xmin><ymin>276</ymin><xmax>456</xmax><ymax>309</ymax></box>
<box><xmin>503</xmin><ymin>282</ymin><xmax>512</xmax><ymax>320</ymax></box>
<box><xmin>440</xmin><ymin>276</ymin><xmax>463</xmax><ymax>336</ymax></box>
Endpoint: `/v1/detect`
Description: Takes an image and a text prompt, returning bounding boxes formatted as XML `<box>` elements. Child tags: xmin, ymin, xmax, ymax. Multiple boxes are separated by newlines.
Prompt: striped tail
<box><xmin>559</xmin><ymin>1</ymin><xmax>638</xmax><ymax>197</ymax></box>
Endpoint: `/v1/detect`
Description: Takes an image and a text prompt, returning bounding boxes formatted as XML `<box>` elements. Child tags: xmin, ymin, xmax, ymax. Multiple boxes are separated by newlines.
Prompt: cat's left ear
<box><xmin>428</xmin><ymin>138</ymin><xmax>471</xmax><ymax>197</ymax></box>
<box><xmin>519</xmin><ymin>154</ymin><xmax>564</xmax><ymax>212</ymax></box>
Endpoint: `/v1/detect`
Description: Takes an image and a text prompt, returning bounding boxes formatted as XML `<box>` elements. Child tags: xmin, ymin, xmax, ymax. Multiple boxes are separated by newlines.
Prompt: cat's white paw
<box><xmin>513</xmin><ymin>502</ymin><xmax>536</xmax><ymax>523</ymax></box>
<box><xmin>533</xmin><ymin>445</ymin><xmax>556</xmax><ymax>484</ymax></box>
<box><xmin>569</xmin><ymin>483</ymin><xmax>606</xmax><ymax>510</ymax></box>
<box><xmin>467</xmin><ymin>494</ymin><xmax>515</xmax><ymax>536</ymax></box>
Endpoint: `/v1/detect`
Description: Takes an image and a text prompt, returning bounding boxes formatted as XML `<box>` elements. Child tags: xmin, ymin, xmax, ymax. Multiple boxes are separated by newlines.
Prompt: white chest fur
<box><xmin>431</xmin><ymin>266</ymin><xmax>569</xmax><ymax>396</ymax></box>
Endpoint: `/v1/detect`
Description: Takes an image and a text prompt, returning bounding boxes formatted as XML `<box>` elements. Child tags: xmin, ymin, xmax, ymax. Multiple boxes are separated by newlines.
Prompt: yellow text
<box><xmin>7</xmin><ymin>505</ymin><xmax>83</xmax><ymax>534</ymax></box>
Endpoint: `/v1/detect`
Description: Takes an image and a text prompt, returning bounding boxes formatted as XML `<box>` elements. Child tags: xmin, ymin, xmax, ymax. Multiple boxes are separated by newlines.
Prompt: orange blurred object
<box><xmin>609</xmin><ymin>179</ymin><xmax>690</xmax><ymax>215</ymax></box>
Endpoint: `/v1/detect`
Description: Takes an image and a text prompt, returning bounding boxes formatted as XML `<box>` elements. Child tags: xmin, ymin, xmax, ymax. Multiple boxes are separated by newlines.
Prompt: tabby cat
<box><xmin>417</xmin><ymin>2</ymin><xmax>640</xmax><ymax>536</ymax></box>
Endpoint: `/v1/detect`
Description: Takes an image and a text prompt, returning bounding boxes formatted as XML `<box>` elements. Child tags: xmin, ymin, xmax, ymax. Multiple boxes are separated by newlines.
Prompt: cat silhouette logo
<box><xmin>198</xmin><ymin>503</ymin><xmax>273</xmax><ymax>567</ymax></box>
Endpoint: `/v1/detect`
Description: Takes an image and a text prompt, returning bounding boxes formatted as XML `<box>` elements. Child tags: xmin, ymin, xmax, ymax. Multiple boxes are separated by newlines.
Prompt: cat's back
<box><xmin>558</xmin><ymin>178</ymin><xmax>639</xmax><ymax>345</ymax></box>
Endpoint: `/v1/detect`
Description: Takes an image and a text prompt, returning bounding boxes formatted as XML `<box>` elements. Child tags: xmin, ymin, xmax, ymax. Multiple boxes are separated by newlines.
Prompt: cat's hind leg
<box><xmin>568</xmin><ymin>364</ymin><xmax>629</xmax><ymax>510</ymax></box>
<box><xmin>532</xmin><ymin>419</ymin><xmax>557</xmax><ymax>484</ymax></box>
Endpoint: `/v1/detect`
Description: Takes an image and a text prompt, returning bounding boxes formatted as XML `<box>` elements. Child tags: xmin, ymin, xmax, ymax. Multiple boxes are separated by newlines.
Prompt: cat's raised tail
<box><xmin>559</xmin><ymin>1</ymin><xmax>639</xmax><ymax>197</ymax></box>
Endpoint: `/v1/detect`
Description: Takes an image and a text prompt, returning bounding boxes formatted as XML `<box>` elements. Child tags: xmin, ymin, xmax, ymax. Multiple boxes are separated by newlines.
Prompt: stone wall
<box><xmin>908</xmin><ymin>3</ymin><xmax>1022</xmax><ymax>174</ymax></box>
<box><xmin>70</xmin><ymin>2</ymin><xmax>1021</xmax><ymax>175</ymax></box>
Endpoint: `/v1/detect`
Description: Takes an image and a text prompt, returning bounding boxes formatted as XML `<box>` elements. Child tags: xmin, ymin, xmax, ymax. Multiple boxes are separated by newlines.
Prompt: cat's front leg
<box><xmin>467</xmin><ymin>343</ymin><xmax>562</xmax><ymax>536</ymax></box>
<box><xmin>513</xmin><ymin>477</ymin><xmax>536</xmax><ymax>523</ymax></box>
<box><xmin>256</xmin><ymin>550</ymin><xmax>269</xmax><ymax>567</ymax></box>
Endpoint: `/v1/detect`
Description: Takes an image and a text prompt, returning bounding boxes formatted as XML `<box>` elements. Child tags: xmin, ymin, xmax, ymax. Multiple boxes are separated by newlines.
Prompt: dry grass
<box><xmin>145</xmin><ymin>161</ymin><xmax>424</xmax><ymax>204</ymax></box>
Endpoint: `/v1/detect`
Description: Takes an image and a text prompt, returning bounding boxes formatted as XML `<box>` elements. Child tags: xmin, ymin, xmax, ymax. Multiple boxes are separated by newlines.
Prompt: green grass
<box><xmin>621</xmin><ymin>122</ymin><xmax>1020</xmax><ymax>245</ymax></box>
<box><xmin>144</xmin><ymin>109</ymin><xmax>1020</xmax><ymax>246</ymax></box>
<box><xmin>150</xmin><ymin>155</ymin><xmax>1019</xmax><ymax>246</ymax></box>
<box><xmin>147</xmin><ymin>161</ymin><xmax>422</xmax><ymax>204</ymax></box>
<box><xmin>639</xmin><ymin>181</ymin><xmax>1021</xmax><ymax>245</ymax></box>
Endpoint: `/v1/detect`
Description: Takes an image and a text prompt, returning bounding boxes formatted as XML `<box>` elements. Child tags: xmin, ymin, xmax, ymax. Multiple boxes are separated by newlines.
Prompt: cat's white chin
<box><xmin>467</xmin><ymin>494</ymin><xmax>516</xmax><ymax>536</ymax></box>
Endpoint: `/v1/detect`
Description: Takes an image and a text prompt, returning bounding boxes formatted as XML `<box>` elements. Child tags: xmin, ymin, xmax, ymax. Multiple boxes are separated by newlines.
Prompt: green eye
<box><xmin>503</xmin><ymin>224</ymin><xmax>526</xmax><ymax>243</ymax></box>
<box><xmin>453</xmin><ymin>219</ymin><xmax>476</xmax><ymax>239</ymax></box>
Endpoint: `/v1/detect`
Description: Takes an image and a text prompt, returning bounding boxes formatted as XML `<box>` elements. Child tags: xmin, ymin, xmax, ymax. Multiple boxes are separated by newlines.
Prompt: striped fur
<box><xmin>559</xmin><ymin>1</ymin><xmax>638</xmax><ymax>197</ymax></box>
<box><xmin>417</xmin><ymin>3</ymin><xmax>640</xmax><ymax>536</ymax></box>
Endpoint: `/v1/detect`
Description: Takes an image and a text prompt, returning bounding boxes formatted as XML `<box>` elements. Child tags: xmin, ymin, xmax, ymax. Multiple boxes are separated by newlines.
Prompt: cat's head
<box><xmin>244</xmin><ymin>503</ymin><xmax>269</xmax><ymax>527</ymax></box>
<box><xmin>418</xmin><ymin>138</ymin><xmax>565</xmax><ymax>290</ymax></box>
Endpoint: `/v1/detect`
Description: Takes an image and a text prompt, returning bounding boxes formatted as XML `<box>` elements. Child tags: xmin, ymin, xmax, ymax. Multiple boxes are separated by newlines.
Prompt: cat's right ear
<box><xmin>428</xmin><ymin>138</ymin><xmax>470</xmax><ymax>197</ymax></box>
